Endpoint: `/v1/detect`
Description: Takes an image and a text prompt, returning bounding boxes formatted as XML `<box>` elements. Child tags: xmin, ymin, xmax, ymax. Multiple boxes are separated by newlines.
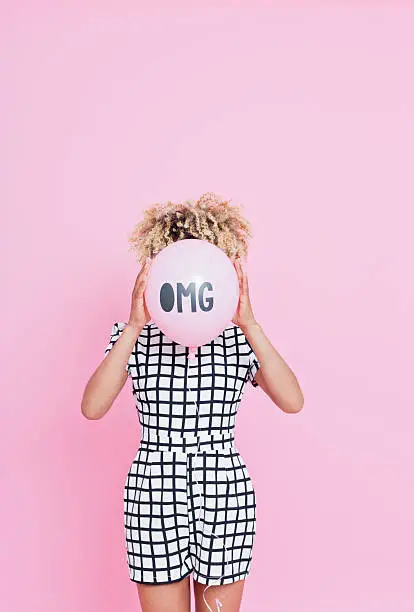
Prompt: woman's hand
<box><xmin>128</xmin><ymin>257</ymin><xmax>152</xmax><ymax>330</ymax></box>
<box><xmin>232</xmin><ymin>258</ymin><xmax>258</xmax><ymax>331</ymax></box>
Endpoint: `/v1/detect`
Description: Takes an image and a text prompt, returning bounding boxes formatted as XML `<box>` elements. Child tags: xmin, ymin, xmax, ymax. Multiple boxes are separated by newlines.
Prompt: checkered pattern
<box><xmin>104</xmin><ymin>321</ymin><xmax>260</xmax><ymax>585</ymax></box>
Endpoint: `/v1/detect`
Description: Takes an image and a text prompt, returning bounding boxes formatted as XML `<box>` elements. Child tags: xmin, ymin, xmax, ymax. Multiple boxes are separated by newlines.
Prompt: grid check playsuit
<box><xmin>104</xmin><ymin>320</ymin><xmax>261</xmax><ymax>586</ymax></box>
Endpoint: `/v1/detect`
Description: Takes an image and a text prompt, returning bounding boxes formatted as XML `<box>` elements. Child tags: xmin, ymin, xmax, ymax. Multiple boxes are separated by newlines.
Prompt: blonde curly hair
<box><xmin>128</xmin><ymin>192</ymin><xmax>252</xmax><ymax>264</ymax></box>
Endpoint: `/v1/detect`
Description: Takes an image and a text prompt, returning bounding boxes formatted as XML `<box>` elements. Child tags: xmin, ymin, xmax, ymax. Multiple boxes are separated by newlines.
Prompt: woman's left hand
<box><xmin>232</xmin><ymin>258</ymin><xmax>257</xmax><ymax>331</ymax></box>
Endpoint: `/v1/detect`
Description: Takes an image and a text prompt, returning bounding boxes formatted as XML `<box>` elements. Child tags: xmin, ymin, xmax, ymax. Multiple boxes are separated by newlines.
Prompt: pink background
<box><xmin>2</xmin><ymin>3</ymin><xmax>414</xmax><ymax>611</ymax></box>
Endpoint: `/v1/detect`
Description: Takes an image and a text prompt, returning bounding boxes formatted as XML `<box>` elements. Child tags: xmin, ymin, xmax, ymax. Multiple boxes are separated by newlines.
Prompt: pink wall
<box><xmin>2</xmin><ymin>3</ymin><xmax>414</xmax><ymax>611</ymax></box>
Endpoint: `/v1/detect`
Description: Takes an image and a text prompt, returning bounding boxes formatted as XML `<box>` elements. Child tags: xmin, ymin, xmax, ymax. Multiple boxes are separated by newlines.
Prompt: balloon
<box><xmin>145</xmin><ymin>239</ymin><xmax>239</xmax><ymax>356</ymax></box>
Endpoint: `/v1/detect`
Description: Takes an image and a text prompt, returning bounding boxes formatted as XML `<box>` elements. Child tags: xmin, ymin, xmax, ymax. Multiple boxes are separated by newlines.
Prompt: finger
<box><xmin>142</xmin><ymin>259</ymin><xmax>152</xmax><ymax>284</ymax></box>
<box><xmin>234</xmin><ymin>259</ymin><xmax>243</xmax><ymax>290</ymax></box>
<box><xmin>133</xmin><ymin>263</ymin><xmax>146</xmax><ymax>289</ymax></box>
<box><xmin>136</xmin><ymin>275</ymin><xmax>148</xmax><ymax>297</ymax></box>
<box><xmin>141</xmin><ymin>258</ymin><xmax>151</xmax><ymax>274</ymax></box>
<box><xmin>242</xmin><ymin>259</ymin><xmax>248</xmax><ymax>287</ymax></box>
<box><xmin>133</xmin><ymin>272</ymin><xmax>145</xmax><ymax>294</ymax></box>
<box><xmin>239</xmin><ymin>260</ymin><xmax>248</xmax><ymax>295</ymax></box>
<box><xmin>133</xmin><ymin>258</ymin><xmax>151</xmax><ymax>289</ymax></box>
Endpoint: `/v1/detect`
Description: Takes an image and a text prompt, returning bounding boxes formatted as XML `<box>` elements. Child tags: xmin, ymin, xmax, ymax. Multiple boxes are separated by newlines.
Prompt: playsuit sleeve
<box><xmin>239</xmin><ymin>328</ymin><xmax>260</xmax><ymax>387</ymax></box>
<box><xmin>104</xmin><ymin>321</ymin><xmax>133</xmax><ymax>374</ymax></box>
<box><xmin>247</xmin><ymin>343</ymin><xmax>260</xmax><ymax>387</ymax></box>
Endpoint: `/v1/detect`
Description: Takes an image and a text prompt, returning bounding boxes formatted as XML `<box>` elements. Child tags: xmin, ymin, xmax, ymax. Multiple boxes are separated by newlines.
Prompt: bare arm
<box><xmin>81</xmin><ymin>257</ymin><xmax>152</xmax><ymax>420</ymax></box>
<box><xmin>241</xmin><ymin>321</ymin><xmax>304</xmax><ymax>413</ymax></box>
<box><xmin>81</xmin><ymin>322</ymin><xmax>143</xmax><ymax>420</ymax></box>
<box><xmin>233</xmin><ymin>258</ymin><xmax>304</xmax><ymax>414</ymax></box>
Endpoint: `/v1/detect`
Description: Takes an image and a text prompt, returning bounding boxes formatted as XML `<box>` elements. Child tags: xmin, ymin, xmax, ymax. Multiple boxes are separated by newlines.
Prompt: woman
<box><xmin>81</xmin><ymin>192</ymin><xmax>304</xmax><ymax>612</ymax></box>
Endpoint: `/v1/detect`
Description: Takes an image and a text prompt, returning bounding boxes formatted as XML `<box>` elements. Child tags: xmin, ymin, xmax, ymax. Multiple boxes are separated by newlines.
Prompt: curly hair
<box><xmin>128</xmin><ymin>192</ymin><xmax>252</xmax><ymax>264</ymax></box>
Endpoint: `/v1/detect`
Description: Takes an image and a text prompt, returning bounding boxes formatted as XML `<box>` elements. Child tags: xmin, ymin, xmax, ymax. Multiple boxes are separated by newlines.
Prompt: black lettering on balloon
<box><xmin>159</xmin><ymin>281</ymin><xmax>215</xmax><ymax>313</ymax></box>
<box><xmin>177</xmin><ymin>282</ymin><xmax>197</xmax><ymax>312</ymax></box>
<box><xmin>160</xmin><ymin>283</ymin><xmax>175</xmax><ymax>312</ymax></box>
<box><xmin>198</xmin><ymin>281</ymin><xmax>214</xmax><ymax>312</ymax></box>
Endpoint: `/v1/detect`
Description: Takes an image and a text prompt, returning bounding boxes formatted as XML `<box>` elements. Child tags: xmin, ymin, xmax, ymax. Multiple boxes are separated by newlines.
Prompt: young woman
<box><xmin>81</xmin><ymin>192</ymin><xmax>304</xmax><ymax>612</ymax></box>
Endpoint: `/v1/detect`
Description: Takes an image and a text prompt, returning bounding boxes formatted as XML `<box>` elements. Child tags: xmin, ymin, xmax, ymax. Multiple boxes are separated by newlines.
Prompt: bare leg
<box><xmin>193</xmin><ymin>578</ymin><xmax>245</xmax><ymax>612</ymax></box>
<box><xmin>136</xmin><ymin>575</ymin><xmax>191</xmax><ymax>612</ymax></box>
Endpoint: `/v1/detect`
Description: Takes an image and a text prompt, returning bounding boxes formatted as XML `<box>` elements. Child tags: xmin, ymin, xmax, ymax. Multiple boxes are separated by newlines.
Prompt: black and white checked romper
<box><xmin>104</xmin><ymin>320</ymin><xmax>260</xmax><ymax>586</ymax></box>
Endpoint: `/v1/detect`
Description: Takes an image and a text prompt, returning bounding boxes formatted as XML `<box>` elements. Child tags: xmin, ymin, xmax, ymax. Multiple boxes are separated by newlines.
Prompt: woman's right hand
<box><xmin>128</xmin><ymin>257</ymin><xmax>152</xmax><ymax>331</ymax></box>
